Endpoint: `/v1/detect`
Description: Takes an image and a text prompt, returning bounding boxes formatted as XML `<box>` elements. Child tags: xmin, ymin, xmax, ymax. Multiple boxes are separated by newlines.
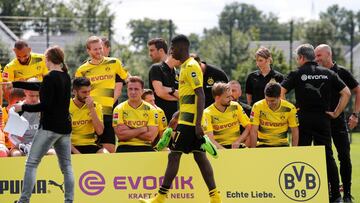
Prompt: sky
<box><xmin>109</xmin><ymin>0</ymin><xmax>360</xmax><ymax>43</ymax></box>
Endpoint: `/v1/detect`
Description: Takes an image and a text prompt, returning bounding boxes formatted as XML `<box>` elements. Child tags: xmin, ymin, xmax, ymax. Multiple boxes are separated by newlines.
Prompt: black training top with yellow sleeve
<box><xmin>2</xmin><ymin>53</ymin><xmax>48</xmax><ymax>82</ymax></box>
<box><xmin>203</xmin><ymin>101</ymin><xmax>250</xmax><ymax>146</ymax></box>
<box><xmin>178</xmin><ymin>57</ymin><xmax>203</xmax><ymax>126</ymax></box>
<box><xmin>112</xmin><ymin>100</ymin><xmax>158</xmax><ymax>147</ymax></box>
<box><xmin>250</xmin><ymin>99</ymin><xmax>299</xmax><ymax>146</ymax></box>
<box><xmin>75</xmin><ymin>57</ymin><xmax>128</xmax><ymax>116</ymax></box>
<box><xmin>69</xmin><ymin>99</ymin><xmax>103</xmax><ymax>146</ymax></box>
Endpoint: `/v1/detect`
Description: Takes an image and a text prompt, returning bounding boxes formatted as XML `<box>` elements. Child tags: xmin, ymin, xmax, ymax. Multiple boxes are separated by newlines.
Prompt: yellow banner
<box><xmin>0</xmin><ymin>146</ymin><xmax>328</xmax><ymax>203</ymax></box>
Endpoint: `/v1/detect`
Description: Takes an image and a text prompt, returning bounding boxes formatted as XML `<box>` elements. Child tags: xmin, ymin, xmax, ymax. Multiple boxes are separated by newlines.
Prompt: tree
<box><xmin>127</xmin><ymin>18</ymin><xmax>176</xmax><ymax>51</ymax></box>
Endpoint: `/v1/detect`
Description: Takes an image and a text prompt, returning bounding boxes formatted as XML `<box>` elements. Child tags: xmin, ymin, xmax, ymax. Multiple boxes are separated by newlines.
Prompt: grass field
<box><xmin>335</xmin><ymin>132</ymin><xmax>360</xmax><ymax>201</ymax></box>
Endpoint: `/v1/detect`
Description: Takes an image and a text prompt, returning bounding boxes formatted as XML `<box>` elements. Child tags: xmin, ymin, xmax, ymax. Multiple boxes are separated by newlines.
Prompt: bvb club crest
<box><xmin>207</xmin><ymin>77</ymin><xmax>214</xmax><ymax>85</ymax></box>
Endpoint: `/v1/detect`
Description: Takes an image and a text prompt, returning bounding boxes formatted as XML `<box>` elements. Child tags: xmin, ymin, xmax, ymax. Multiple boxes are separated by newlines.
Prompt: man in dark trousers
<box><xmin>281</xmin><ymin>44</ymin><xmax>351</xmax><ymax>203</ymax></box>
<box><xmin>315</xmin><ymin>44</ymin><xmax>359</xmax><ymax>202</ymax></box>
<box><xmin>191</xmin><ymin>53</ymin><xmax>229</xmax><ymax>108</ymax></box>
<box><xmin>147</xmin><ymin>38</ymin><xmax>180</xmax><ymax>121</ymax></box>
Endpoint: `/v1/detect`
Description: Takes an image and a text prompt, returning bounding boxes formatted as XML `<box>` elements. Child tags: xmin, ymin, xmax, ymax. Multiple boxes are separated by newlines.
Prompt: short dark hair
<box><xmin>73</xmin><ymin>77</ymin><xmax>91</xmax><ymax>90</ymax></box>
<box><xmin>171</xmin><ymin>34</ymin><xmax>190</xmax><ymax>48</ymax></box>
<box><xmin>212</xmin><ymin>82</ymin><xmax>230</xmax><ymax>98</ymax></box>
<box><xmin>148</xmin><ymin>38</ymin><xmax>168</xmax><ymax>54</ymax></box>
<box><xmin>101</xmin><ymin>37</ymin><xmax>110</xmax><ymax>48</ymax></box>
<box><xmin>264</xmin><ymin>82</ymin><xmax>281</xmax><ymax>98</ymax></box>
<box><xmin>295</xmin><ymin>44</ymin><xmax>315</xmax><ymax>61</ymax></box>
<box><xmin>126</xmin><ymin>76</ymin><xmax>144</xmax><ymax>89</ymax></box>
<box><xmin>141</xmin><ymin>89</ymin><xmax>154</xmax><ymax>100</ymax></box>
<box><xmin>14</xmin><ymin>40</ymin><xmax>29</xmax><ymax>50</ymax></box>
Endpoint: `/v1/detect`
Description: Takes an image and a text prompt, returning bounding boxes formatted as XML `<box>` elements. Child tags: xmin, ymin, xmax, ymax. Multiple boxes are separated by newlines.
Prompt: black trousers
<box><xmin>331</xmin><ymin>113</ymin><xmax>352</xmax><ymax>194</ymax></box>
<box><xmin>298</xmin><ymin>111</ymin><xmax>340</xmax><ymax>197</ymax></box>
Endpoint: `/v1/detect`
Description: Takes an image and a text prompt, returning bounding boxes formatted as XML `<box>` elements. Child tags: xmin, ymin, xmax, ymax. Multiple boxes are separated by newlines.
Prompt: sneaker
<box><xmin>139</xmin><ymin>193</ymin><xmax>166</xmax><ymax>203</ymax></box>
<box><xmin>330</xmin><ymin>196</ymin><xmax>343</xmax><ymax>203</ymax></box>
<box><xmin>154</xmin><ymin>128</ymin><xmax>172</xmax><ymax>151</ymax></box>
<box><xmin>200</xmin><ymin>135</ymin><xmax>218</xmax><ymax>159</ymax></box>
<box><xmin>343</xmin><ymin>194</ymin><xmax>354</xmax><ymax>203</ymax></box>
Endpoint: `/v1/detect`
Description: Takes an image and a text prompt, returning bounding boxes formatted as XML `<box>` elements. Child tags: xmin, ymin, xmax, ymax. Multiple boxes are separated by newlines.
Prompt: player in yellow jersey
<box><xmin>70</xmin><ymin>77</ymin><xmax>108</xmax><ymax>154</ymax></box>
<box><xmin>113</xmin><ymin>76</ymin><xmax>158</xmax><ymax>152</ymax></box>
<box><xmin>141</xmin><ymin>89</ymin><xmax>168</xmax><ymax>147</ymax></box>
<box><xmin>140</xmin><ymin>35</ymin><xmax>222</xmax><ymax>203</ymax></box>
<box><xmin>203</xmin><ymin>82</ymin><xmax>251</xmax><ymax>149</ymax></box>
<box><xmin>75</xmin><ymin>36</ymin><xmax>128</xmax><ymax>153</ymax></box>
<box><xmin>2</xmin><ymin>40</ymin><xmax>48</xmax><ymax>104</ymax></box>
<box><xmin>250</xmin><ymin>82</ymin><xmax>299</xmax><ymax>147</ymax></box>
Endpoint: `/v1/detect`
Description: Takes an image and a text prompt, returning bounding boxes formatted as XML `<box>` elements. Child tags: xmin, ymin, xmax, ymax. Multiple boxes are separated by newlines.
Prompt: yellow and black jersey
<box><xmin>250</xmin><ymin>99</ymin><xmax>299</xmax><ymax>146</ymax></box>
<box><xmin>203</xmin><ymin>101</ymin><xmax>250</xmax><ymax>146</ymax></box>
<box><xmin>2</xmin><ymin>53</ymin><xmax>48</xmax><ymax>82</ymax></box>
<box><xmin>178</xmin><ymin>57</ymin><xmax>203</xmax><ymax>126</ymax></box>
<box><xmin>156</xmin><ymin>107</ymin><xmax>167</xmax><ymax>134</ymax></box>
<box><xmin>113</xmin><ymin>101</ymin><xmax>158</xmax><ymax>146</ymax></box>
<box><xmin>69</xmin><ymin>100</ymin><xmax>103</xmax><ymax>146</ymax></box>
<box><xmin>75</xmin><ymin>57</ymin><xmax>128</xmax><ymax>116</ymax></box>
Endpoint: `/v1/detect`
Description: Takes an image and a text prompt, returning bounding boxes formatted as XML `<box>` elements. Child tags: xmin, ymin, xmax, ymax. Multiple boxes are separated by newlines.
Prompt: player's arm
<box><xmin>290</xmin><ymin>127</ymin><xmax>299</xmax><ymax>146</ymax></box>
<box><xmin>326</xmin><ymin>86</ymin><xmax>351</xmax><ymax>118</ymax></box>
<box><xmin>250</xmin><ymin>124</ymin><xmax>258</xmax><ymax>148</ymax></box>
<box><xmin>86</xmin><ymin>97</ymin><xmax>104</xmax><ymax>135</ymax></box>
<box><xmin>152</xmin><ymin>80</ymin><xmax>178</xmax><ymax>101</ymax></box>
<box><xmin>349</xmin><ymin>85</ymin><xmax>360</xmax><ymax>129</ymax></box>
<box><xmin>114</xmin><ymin>124</ymin><xmax>147</xmax><ymax>141</ymax></box>
<box><xmin>232</xmin><ymin>124</ymin><xmax>251</xmax><ymax>149</ymax></box>
<box><xmin>206</xmin><ymin>132</ymin><xmax>225</xmax><ymax>149</ymax></box>
<box><xmin>114</xmin><ymin>81</ymin><xmax>123</xmax><ymax>103</ymax></box>
<box><xmin>280</xmin><ymin>87</ymin><xmax>287</xmax><ymax>100</ymax></box>
<box><xmin>137</xmin><ymin>126</ymin><xmax>158</xmax><ymax>142</ymax></box>
<box><xmin>194</xmin><ymin>87</ymin><xmax>205</xmax><ymax>137</ymax></box>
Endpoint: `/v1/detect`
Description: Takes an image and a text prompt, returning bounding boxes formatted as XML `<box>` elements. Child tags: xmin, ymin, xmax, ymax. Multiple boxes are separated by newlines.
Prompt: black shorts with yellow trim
<box><xmin>97</xmin><ymin>115</ymin><xmax>116</xmax><ymax>145</ymax></box>
<box><xmin>170</xmin><ymin>124</ymin><xmax>204</xmax><ymax>154</ymax></box>
<box><xmin>116</xmin><ymin>145</ymin><xmax>155</xmax><ymax>153</ymax></box>
<box><xmin>74</xmin><ymin>145</ymin><xmax>101</xmax><ymax>154</ymax></box>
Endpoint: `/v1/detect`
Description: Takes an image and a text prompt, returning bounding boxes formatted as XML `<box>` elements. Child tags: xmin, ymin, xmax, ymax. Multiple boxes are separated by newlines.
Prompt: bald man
<box><xmin>315</xmin><ymin>44</ymin><xmax>358</xmax><ymax>202</ymax></box>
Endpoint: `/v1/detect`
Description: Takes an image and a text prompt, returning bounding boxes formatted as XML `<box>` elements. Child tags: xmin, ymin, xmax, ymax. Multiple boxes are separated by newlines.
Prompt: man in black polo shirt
<box><xmin>245</xmin><ymin>47</ymin><xmax>284</xmax><ymax>105</ymax></box>
<box><xmin>315</xmin><ymin>44</ymin><xmax>359</xmax><ymax>202</ymax></box>
<box><xmin>281</xmin><ymin>44</ymin><xmax>351</xmax><ymax>202</ymax></box>
<box><xmin>191</xmin><ymin>53</ymin><xmax>229</xmax><ymax>108</ymax></box>
<box><xmin>148</xmin><ymin>38</ymin><xmax>180</xmax><ymax>121</ymax></box>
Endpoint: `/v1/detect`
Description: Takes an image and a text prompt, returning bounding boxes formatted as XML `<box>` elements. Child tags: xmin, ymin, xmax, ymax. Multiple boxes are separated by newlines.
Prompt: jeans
<box><xmin>18</xmin><ymin>128</ymin><xmax>74</xmax><ymax>203</ymax></box>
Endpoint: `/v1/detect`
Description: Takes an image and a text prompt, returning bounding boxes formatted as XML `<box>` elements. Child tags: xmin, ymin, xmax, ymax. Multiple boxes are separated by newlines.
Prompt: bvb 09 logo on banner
<box><xmin>278</xmin><ymin>162</ymin><xmax>321</xmax><ymax>202</ymax></box>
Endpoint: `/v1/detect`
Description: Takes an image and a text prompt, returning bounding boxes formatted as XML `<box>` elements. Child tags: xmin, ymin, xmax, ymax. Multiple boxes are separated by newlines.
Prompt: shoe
<box><xmin>330</xmin><ymin>196</ymin><xmax>343</xmax><ymax>203</ymax></box>
<box><xmin>210</xmin><ymin>190</ymin><xmax>222</xmax><ymax>203</ymax></box>
<box><xmin>154</xmin><ymin>128</ymin><xmax>172</xmax><ymax>151</ymax></box>
<box><xmin>139</xmin><ymin>193</ymin><xmax>166</xmax><ymax>203</ymax></box>
<box><xmin>343</xmin><ymin>194</ymin><xmax>354</xmax><ymax>203</ymax></box>
<box><xmin>201</xmin><ymin>135</ymin><xmax>218</xmax><ymax>159</ymax></box>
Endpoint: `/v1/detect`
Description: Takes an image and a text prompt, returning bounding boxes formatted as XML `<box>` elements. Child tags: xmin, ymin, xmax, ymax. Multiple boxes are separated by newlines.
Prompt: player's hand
<box><xmin>325</xmin><ymin>111</ymin><xmax>339</xmax><ymax>119</ymax></box>
<box><xmin>348</xmin><ymin>114</ymin><xmax>358</xmax><ymax>130</ymax></box>
<box><xmin>195</xmin><ymin>125</ymin><xmax>204</xmax><ymax>138</ymax></box>
<box><xmin>13</xmin><ymin>103</ymin><xmax>22</xmax><ymax>112</ymax></box>
<box><xmin>85</xmin><ymin>96</ymin><xmax>94</xmax><ymax>109</ymax></box>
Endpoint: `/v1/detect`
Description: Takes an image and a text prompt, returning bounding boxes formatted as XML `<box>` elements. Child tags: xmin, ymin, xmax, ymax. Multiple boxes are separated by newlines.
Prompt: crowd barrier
<box><xmin>0</xmin><ymin>146</ymin><xmax>328</xmax><ymax>203</ymax></box>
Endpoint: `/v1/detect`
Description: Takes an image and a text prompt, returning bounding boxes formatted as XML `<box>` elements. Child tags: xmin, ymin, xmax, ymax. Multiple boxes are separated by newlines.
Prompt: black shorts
<box><xmin>223</xmin><ymin>144</ymin><xmax>247</xmax><ymax>149</ymax></box>
<box><xmin>97</xmin><ymin>115</ymin><xmax>116</xmax><ymax>145</ymax></box>
<box><xmin>116</xmin><ymin>145</ymin><xmax>155</xmax><ymax>153</ymax></box>
<box><xmin>75</xmin><ymin>145</ymin><xmax>101</xmax><ymax>154</ymax></box>
<box><xmin>170</xmin><ymin>124</ymin><xmax>204</xmax><ymax>154</ymax></box>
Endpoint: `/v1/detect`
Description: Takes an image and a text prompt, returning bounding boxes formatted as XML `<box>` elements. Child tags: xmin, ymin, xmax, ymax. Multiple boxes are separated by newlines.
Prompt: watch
<box><xmin>352</xmin><ymin>112</ymin><xmax>359</xmax><ymax>118</ymax></box>
<box><xmin>169</xmin><ymin>87</ymin><xmax>175</xmax><ymax>95</ymax></box>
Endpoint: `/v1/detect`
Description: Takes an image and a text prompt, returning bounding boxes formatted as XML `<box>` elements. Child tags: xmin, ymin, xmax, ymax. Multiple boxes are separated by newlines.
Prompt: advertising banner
<box><xmin>0</xmin><ymin>146</ymin><xmax>328</xmax><ymax>203</ymax></box>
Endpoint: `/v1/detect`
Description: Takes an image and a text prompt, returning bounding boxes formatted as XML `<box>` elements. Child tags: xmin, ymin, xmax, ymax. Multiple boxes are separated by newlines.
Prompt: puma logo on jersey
<box><xmin>305</xmin><ymin>83</ymin><xmax>324</xmax><ymax>97</ymax></box>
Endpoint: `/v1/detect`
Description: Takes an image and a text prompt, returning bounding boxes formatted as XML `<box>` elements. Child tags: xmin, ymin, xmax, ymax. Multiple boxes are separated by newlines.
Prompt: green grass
<box><xmin>333</xmin><ymin>132</ymin><xmax>360</xmax><ymax>201</ymax></box>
